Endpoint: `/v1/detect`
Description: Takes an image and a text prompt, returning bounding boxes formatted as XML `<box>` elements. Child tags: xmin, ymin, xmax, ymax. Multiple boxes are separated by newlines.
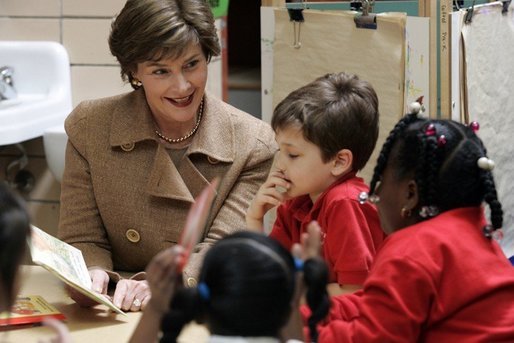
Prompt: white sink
<box><xmin>0</xmin><ymin>41</ymin><xmax>72</xmax><ymax>146</ymax></box>
<box><xmin>43</xmin><ymin>123</ymin><xmax>67</xmax><ymax>182</ymax></box>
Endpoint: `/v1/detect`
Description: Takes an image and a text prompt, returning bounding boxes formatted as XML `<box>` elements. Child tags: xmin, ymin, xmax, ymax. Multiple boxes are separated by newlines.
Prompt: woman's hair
<box><xmin>369</xmin><ymin>112</ymin><xmax>503</xmax><ymax>234</ymax></box>
<box><xmin>0</xmin><ymin>183</ymin><xmax>31</xmax><ymax>310</ymax></box>
<box><xmin>159</xmin><ymin>231</ymin><xmax>330</xmax><ymax>342</ymax></box>
<box><xmin>109</xmin><ymin>0</ymin><xmax>220</xmax><ymax>88</ymax></box>
<box><xmin>271</xmin><ymin>72</ymin><xmax>379</xmax><ymax>170</ymax></box>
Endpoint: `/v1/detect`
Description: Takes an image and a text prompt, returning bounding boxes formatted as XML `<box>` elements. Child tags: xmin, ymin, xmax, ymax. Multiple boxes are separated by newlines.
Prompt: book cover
<box><xmin>29</xmin><ymin>226</ymin><xmax>126</xmax><ymax>316</ymax></box>
<box><xmin>0</xmin><ymin>295</ymin><xmax>65</xmax><ymax>328</ymax></box>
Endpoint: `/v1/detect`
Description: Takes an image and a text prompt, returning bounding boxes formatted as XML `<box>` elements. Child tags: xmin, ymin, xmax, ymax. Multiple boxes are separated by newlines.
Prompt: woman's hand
<box><xmin>112</xmin><ymin>279</ymin><xmax>150</xmax><ymax>312</ymax></box>
<box><xmin>66</xmin><ymin>267</ymin><xmax>109</xmax><ymax>307</ymax></box>
<box><xmin>246</xmin><ymin>170</ymin><xmax>291</xmax><ymax>231</ymax></box>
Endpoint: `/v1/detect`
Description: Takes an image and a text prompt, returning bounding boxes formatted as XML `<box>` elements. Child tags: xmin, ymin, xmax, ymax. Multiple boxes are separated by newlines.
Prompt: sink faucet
<box><xmin>0</xmin><ymin>66</ymin><xmax>17</xmax><ymax>100</ymax></box>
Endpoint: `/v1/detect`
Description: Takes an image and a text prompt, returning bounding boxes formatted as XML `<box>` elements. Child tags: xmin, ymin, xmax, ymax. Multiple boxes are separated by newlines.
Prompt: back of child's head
<box><xmin>271</xmin><ymin>72</ymin><xmax>379</xmax><ymax>170</ymax></box>
<box><xmin>160</xmin><ymin>231</ymin><xmax>330</xmax><ymax>342</ymax></box>
<box><xmin>369</xmin><ymin>110</ymin><xmax>502</xmax><ymax>235</ymax></box>
<box><xmin>0</xmin><ymin>183</ymin><xmax>31</xmax><ymax>311</ymax></box>
<box><xmin>199</xmin><ymin>231</ymin><xmax>296</xmax><ymax>337</ymax></box>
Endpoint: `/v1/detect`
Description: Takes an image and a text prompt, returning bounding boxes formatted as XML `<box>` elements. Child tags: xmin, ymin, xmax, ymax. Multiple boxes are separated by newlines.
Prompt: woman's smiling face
<box><xmin>134</xmin><ymin>42</ymin><xmax>208</xmax><ymax>125</ymax></box>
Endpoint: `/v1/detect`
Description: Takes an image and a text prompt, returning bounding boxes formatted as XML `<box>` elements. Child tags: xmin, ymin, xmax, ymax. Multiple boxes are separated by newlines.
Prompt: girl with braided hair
<box><xmin>301</xmin><ymin>106</ymin><xmax>514</xmax><ymax>342</ymax></box>
<box><xmin>129</xmin><ymin>230</ymin><xmax>330</xmax><ymax>343</ymax></box>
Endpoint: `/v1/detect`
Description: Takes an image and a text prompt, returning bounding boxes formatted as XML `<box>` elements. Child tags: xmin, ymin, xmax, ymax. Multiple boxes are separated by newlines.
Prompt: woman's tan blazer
<box><xmin>57</xmin><ymin>90</ymin><xmax>276</xmax><ymax>284</ymax></box>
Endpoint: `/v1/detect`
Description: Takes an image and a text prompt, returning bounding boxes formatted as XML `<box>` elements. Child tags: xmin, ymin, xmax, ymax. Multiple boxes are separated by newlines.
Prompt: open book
<box><xmin>29</xmin><ymin>179</ymin><xmax>219</xmax><ymax>315</ymax></box>
<box><xmin>0</xmin><ymin>295</ymin><xmax>65</xmax><ymax>328</ymax></box>
<box><xmin>29</xmin><ymin>226</ymin><xmax>125</xmax><ymax>315</ymax></box>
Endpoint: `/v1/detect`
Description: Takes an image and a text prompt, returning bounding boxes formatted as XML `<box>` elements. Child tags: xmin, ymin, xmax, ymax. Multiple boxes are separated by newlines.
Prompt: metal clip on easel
<box><xmin>286</xmin><ymin>0</ymin><xmax>304</xmax><ymax>49</ymax></box>
<box><xmin>464</xmin><ymin>0</ymin><xmax>476</xmax><ymax>24</ymax></box>
<box><xmin>501</xmin><ymin>0</ymin><xmax>511</xmax><ymax>14</ymax></box>
<box><xmin>466</xmin><ymin>0</ymin><xmax>511</xmax><ymax>23</ymax></box>
<box><xmin>354</xmin><ymin>0</ymin><xmax>377</xmax><ymax>29</ymax></box>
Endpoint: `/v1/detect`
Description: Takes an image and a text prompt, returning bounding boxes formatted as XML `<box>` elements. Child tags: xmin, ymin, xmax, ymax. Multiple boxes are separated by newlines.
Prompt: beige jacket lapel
<box><xmin>187</xmin><ymin>94</ymin><xmax>234</xmax><ymax>163</ymax></box>
<box><xmin>108</xmin><ymin>90</ymin><xmax>231</xmax><ymax>203</ymax></box>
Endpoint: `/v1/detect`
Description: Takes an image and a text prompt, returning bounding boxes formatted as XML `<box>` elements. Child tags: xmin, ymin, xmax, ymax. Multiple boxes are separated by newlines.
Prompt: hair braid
<box><xmin>414</xmin><ymin>132</ymin><xmax>428</xmax><ymax>207</ymax></box>
<box><xmin>480</xmin><ymin>170</ymin><xmax>503</xmax><ymax>231</ymax></box>
<box><xmin>160</xmin><ymin>288</ymin><xmax>204</xmax><ymax>343</ymax></box>
<box><xmin>424</xmin><ymin>132</ymin><xmax>441</xmax><ymax>209</ymax></box>
<box><xmin>369</xmin><ymin>113</ymin><xmax>419</xmax><ymax>195</ymax></box>
<box><xmin>303</xmin><ymin>258</ymin><xmax>330</xmax><ymax>343</ymax></box>
<box><xmin>477</xmin><ymin>146</ymin><xmax>503</xmax><ymax>231</ymax></box>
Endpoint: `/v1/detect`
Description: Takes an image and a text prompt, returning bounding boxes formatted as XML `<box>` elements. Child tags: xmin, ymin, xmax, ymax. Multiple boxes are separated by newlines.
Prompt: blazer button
<box><xmin>186</xmin><ymin>277</ymin><xmax>197</xmax><ymax>287</ymax></box>
<box><xmin>207</xmin><ymin>156</ymin><xmax>219</xmax><ymax>164</ymax></box>
<box><xmin>125</xmin><ymin>229</ymin><xmax>140</xmax><ymax>243</ymax></box>
<box><xmin>121</xmin><ymin>142</ymin><xmax>135</xmax><ymax>151</ymax></box>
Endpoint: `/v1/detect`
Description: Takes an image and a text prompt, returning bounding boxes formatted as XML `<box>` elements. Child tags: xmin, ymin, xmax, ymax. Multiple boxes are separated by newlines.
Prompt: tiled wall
<box><xmin>0</xmin><ymin>0</ymin><xmax>130</xmax><ymax>106</ymax></box>
<box><xmin>0</xmin><ymin>0</ymin><xmax>224</xmax><ymax>237</ymax></box>
<box><xmin>0</xmin><ymin>0</ymin><xmax>128</xmax><ymax>237</ymax></box>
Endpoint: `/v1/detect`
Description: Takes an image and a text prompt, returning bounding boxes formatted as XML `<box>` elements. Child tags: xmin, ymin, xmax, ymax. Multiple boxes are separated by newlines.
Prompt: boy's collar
<box><xmin>331</xmin><ymin>170</ymin><xmax>357</xmax><ymax>188</ymax></box>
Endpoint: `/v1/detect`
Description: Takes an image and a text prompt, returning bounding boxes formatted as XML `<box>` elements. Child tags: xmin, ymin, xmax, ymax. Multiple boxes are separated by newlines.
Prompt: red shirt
<box><xmin>270</xmin><ymin>173</ymin><xmax>384</xmax><ymax>285</ymax></box>
<box><xmin>313</xmin><ymin>207</ymin><xmax>514</xmax><ymax>342</ymax></box>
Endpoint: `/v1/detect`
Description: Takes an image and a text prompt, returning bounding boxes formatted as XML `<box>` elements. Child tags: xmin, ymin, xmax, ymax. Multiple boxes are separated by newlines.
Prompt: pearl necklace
<box><xmin>155</xmin><ymin>98</ymin><xmax>204</xmax><ymax>144</ymax></box>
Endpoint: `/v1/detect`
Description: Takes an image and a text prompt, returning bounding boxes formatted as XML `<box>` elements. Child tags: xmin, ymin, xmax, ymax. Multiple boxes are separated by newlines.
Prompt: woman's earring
<box><xmin>400</xmin><ymin>207</ymin><xmax>412</xmax><ymax>218</ymax></box>
<box><xmin>130</xmin><ymin>77</ymin><xmax>142</xmax><ymax>88</ymax></box>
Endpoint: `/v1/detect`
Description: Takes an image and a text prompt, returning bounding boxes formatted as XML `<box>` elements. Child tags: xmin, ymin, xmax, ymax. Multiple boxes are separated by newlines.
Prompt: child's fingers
<box><xmin>292</xmin><ymin>222</ymin><xmax>321</xmax><ymax>260</ymax></box>
<box><xmin>269</xmin><ymin>174</ymin><xmax>291</xmax><ymax>188</ymax></box>
<box><xmin>259</xmin><ymin>193</ymin><xmax>283</xmax><ymax>207</ymax></box>
<box><xmin>295</xmin><ymin>221</ymin><xmax>322</xmax><ymax>260</ymax></box>
<box><xmin>291</xmin><ymin>243</ymin><xmax>302</xmax><ymax>260</ymax></box>
<box><xmin>40</xmin><ymin>317</ymin><xmax>71</xmax><ymax>343</ymax></box>
<box><xmin>303</xmin><ymin>221</ymin><xmax>322</xmax><ymax>259</ymax></box>
<box><xmin>263</xmin><ymin>172</ymin><xmax>291</xmax><ymax>188</ymax></box>
<box><xmin>147</xmin><ymin>246</ymin><xmax>183</xmax><ymax>276</ymax></box>
<box><xmin>269</xmin><ymin>170</ymin><xmax>286</xmax><ymax>178</ymax></box>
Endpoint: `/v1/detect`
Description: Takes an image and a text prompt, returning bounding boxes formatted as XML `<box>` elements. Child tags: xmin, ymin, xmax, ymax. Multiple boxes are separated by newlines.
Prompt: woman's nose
<box><xmin>173</xmin><ymin>72</ymin><xmax>190</xmax><ymax>93</ymax></box>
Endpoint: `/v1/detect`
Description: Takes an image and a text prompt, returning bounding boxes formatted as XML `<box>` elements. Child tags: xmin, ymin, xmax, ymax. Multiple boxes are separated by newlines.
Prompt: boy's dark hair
<box><xmin>369</xmin><ymin>113</ymin><xmax>503</xmax><ymax>234</ymax></box>
<box><xmin>0</xmin><ymin>183</ymin><xmax>31</xmax><ymax>310</ymax></box>
<box><xmin>271</xmin><ymin>72</ymin><xmax>379</xmax><ymax>171</ymax></box>
<box><xmin>159</xmin><ymin>231</ymin><xmax>330</xmax><ymax>342</ymax></box>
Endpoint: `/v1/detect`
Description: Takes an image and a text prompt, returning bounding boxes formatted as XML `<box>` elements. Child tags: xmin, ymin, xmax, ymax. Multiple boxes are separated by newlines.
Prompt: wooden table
<box><xmin>1</xmin><ymin>265</ymin><xmax>209</xmax><ymax>342</ymax></box>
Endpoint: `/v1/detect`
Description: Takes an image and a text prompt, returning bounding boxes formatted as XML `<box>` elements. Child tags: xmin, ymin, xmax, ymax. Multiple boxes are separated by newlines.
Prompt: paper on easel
<box><xmin>405</xmin><ymin>16</ymin><xmax>430</xmax><ymax>115</ymax></box>
<box><xmin>29</xmin><ymin>226</ymin><xmax>126</xmax><ymax>315</ymax></box>
<box><xmin>461</xmin><ymin>1</ymin><xmax>514</xmax><ymax>258</ymax></box>
<box><xmin>272</xmin><ymin>9</ymin><xmax>406</xmax><ymax>183</ymax></box>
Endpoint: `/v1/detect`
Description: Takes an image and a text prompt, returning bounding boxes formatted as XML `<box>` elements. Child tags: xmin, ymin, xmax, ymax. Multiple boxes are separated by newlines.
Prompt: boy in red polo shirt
<box><xmin>246</xmin><ymin>72</ymin><xmax>385</xmax><ymax>295</ymax></box>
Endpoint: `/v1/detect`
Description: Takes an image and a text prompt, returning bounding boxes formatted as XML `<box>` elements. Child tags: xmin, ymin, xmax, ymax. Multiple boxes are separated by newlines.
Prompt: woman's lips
<box><xmin>166</xmin><ymin>93</ymin><xmax>194</xmax><ymax>107</ymax></box>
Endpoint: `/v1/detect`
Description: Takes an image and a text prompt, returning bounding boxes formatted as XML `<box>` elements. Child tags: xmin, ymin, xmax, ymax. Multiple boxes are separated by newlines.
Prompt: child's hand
<box><xmin>145</xmin><ymin>245</ymin><xmax>184</xmax><ymax>315</ymax></box>
<box><xmin>282</xmin><ymin>221</ymin><xmax>322</xmax><ymax>342</ymax></box>
<box><xmin>246</xmin><ymin>170</ymin><xmax>291</xmax><ymax>231</ymax></box>
<box><xmin>291</xmin><ymin>220</ymin><xmax>322</xmax><ymax>261</ymax></box>
<box><xmin>39</xmin><ymin>318</ymin><xmax>72</xmax><ymax>343</ymax></box>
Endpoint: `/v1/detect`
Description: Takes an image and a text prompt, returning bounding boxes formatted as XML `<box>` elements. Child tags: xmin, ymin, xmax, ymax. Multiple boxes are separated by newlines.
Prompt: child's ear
<box><xmin>404</xmin><ymin>180</ymin><xmax>419</xmax><ymax>210</ymax></box>
<box><xmin>331</xmin><ymin>149</ymin><xmax>353</xmax><ymax>177</ymax></box>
